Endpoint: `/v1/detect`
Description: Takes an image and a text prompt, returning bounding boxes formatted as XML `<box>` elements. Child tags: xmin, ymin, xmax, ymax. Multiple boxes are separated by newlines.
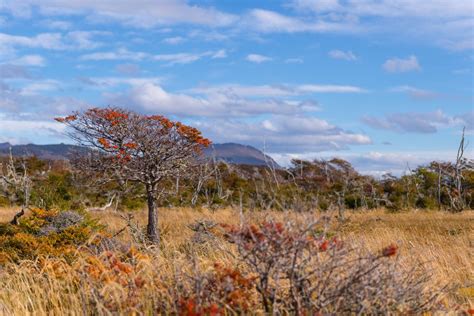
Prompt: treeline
<box><xmin>1</xmin><ymin>153</ymin><xmax>473</xmax><ymax>213</ymax></box>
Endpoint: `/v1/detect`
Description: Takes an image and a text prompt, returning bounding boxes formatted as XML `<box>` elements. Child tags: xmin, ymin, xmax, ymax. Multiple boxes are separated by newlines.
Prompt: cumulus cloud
<box><xmin>269</xmin><ymin>150</ymin><xmax>457</xmax><ymax>176</ymax></box>
<box><xmin>328</xmin><ymin>50</ymin><xmax>357</xmax><ymax>61</ymax></box>
<box><xmin>246</xmin><ymin>53</ymin><xmax>272</xmax><ymax>63</ymax></box>
<box><xmin>106</xmin><ymin>82</ymin><xmax>322</xmax><ymax>117</ymax></box>
<box><xmin>194</xmin><ymin>115</ymin><xmax>371</xmax><ymax>153</ymax></box>
<box><xmin>382</xmin><ymin>55</ymin><xmax>421</xmax><ymax>73</ymax></box>
<box><xmin>345</xmin><ymin>151</ymin><xmax>457</xmax><ymax>176</ymax></box>
<box><xmin>362</xmin><ymin>110</ymin><xmax>473</xmax><ymax>133</ymax></box>
<box><xmin>91</xmin><ymin>79</ymin><xmax>372</xmax><ymax>153</ymax></box>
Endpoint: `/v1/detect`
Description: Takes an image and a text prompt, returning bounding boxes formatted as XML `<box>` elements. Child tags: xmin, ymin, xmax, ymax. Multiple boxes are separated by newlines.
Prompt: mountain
<box><xmin>204</xmin><ymin>143</ymin><xmax>280</xmax><ymax>167</ymax></box>
<box><xmin>0</xmin><ymin>142</ymin><xmax>280</xmax><ymax>167</ymax></box>
<box><xmin>0</xmin><ymin>143</ymin><xmax>84</xmax><ymax>160</ymax></box>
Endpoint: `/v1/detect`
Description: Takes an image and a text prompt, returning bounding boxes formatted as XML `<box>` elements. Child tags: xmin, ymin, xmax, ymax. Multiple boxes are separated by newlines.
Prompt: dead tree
<box><xmin>0</xmin><ymin>149</ymin><xmax>32</xmax><ymax>224</ymax></box>
<box><xmin>0</xmin><ymin>150</ymin><xmax>31</xmax><ymax>206</ymax></box>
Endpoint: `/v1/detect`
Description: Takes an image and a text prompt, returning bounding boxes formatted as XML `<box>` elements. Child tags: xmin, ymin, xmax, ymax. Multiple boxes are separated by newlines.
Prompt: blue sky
<box><xmin>0</xmin><ymin>0</ymin><xmax>473</xmax><ymax>175</ymax></box>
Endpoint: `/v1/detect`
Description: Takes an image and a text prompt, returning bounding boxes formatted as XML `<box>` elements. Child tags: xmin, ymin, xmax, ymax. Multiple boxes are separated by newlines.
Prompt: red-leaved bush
<box><xmin>219</xmin><ymin>219</ymin><xmax>443</xmax><ymax>314</ymax></box>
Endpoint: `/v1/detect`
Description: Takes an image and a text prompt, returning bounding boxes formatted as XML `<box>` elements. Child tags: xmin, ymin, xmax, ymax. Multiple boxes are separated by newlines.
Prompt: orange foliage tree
<box><xmin>55</xmin><ymin>107</ymin><xmax>210</xmax><ymax>243</ymax></box>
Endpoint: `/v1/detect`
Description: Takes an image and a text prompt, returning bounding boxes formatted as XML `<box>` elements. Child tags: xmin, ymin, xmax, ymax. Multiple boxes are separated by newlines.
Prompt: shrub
<box><xmin>222</xmin><ymin>219</ymin><xmax>444</xmax><ymax>314</ymax></box>
<box><xmin>0</xmin><ymin>208</ymin><xmax>102</xmax><ymax>263</ymax></box>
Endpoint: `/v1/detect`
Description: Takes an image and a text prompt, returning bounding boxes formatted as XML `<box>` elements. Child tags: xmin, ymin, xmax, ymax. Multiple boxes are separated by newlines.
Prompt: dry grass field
<box><xmin>0</xmin><ymin>206</ymin><xmax>472</xmax><ymax>314</ymax></box>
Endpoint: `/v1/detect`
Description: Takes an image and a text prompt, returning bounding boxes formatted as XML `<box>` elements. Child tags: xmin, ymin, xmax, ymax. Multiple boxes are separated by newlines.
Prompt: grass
<box><xmin>0</xmin><ymin>206</ymin><xmax>472</xmax><ymax>314</ymax></box>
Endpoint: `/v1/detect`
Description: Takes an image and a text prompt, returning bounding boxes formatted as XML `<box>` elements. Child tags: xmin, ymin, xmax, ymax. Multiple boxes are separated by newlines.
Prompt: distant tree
<box><xmin>55</xmin><ymin>107</ymin><xmax>211</xmax><ymax>244</ymax></box>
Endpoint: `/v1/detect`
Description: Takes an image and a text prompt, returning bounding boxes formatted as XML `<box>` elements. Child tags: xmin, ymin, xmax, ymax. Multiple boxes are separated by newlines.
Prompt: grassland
<box><xmin>0</xmin><ymin>206</ymin><xmax>472</xmax><ymax>314</ymax></box>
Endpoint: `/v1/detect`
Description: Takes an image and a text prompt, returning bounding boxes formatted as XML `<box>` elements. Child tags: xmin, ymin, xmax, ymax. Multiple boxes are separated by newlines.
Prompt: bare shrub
<box><xmin>222</xmin><ymin>219</ymin><xmax>445</xmax><ymax>314</ymax></box>
<box><xmin>38</xmin><ymin>211</ymin><xmax>84</xmax><ymax>236</ymax></box>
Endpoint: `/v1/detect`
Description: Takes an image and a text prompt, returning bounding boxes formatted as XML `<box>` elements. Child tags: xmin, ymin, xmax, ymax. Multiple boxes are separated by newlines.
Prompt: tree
<box><xmin>55</xmin><ymin>107</ymin><xmax>211</xmax><ymax>244</ymax></box>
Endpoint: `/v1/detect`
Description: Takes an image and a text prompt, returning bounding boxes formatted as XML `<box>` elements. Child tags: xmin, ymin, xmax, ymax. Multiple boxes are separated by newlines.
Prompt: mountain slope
<box><xmin>204</xmin><ymin>143</ymin><xmax>279</xmax><ymax>167</ymax></box>
<box><xmin>0</xmin><ymin>142</ymin><xmax>280</xmax><ymax>167</ymax></box>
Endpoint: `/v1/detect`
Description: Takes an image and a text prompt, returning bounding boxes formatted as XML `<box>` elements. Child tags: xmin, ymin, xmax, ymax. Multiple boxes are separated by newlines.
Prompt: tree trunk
<box><xmin>146</xmin><ymin>184</ymin><xmax>159</xmax><ymax>244</ymax></box>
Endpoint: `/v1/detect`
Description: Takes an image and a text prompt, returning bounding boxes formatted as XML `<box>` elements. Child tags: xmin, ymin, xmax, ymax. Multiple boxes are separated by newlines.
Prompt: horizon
<box><xmin>0</xmin><ymin>0</ymin><xmax>473</xmax><ymax>175</ymax></box>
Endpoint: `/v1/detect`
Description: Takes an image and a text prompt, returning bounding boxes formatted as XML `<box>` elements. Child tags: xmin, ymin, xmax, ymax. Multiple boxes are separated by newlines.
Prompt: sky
<box><xmin>0</xmin><ymin>0</ymin><xmax>473</xmax><ymax>175</ymax></box>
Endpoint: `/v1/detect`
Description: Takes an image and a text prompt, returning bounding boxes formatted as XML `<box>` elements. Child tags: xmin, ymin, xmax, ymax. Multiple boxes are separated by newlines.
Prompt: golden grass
<box><xmin>0</xmin><ymin>207</ymin><xmax>26</xmax><ymax>223</ymax></box>
<box><xmin>91</xmin><ymin>207</ymin><xmax>473</xmax><ymax>304</ymax></box>
<box><xmin>0</xmin><ymin>207</ymin><xmax>472</xmax><ymax>314</ymax></box>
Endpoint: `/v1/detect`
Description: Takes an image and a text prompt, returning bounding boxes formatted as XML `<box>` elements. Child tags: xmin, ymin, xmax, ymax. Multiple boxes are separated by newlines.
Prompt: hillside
<box><xmin>0</xmin><ymin>142</ymin><xmax>279</xmax><ymax>167</ymax></box>
<box><xmin>203</xmin><ymin>143</ymin><xmax>279</xmax><ymax>167</ymax></box>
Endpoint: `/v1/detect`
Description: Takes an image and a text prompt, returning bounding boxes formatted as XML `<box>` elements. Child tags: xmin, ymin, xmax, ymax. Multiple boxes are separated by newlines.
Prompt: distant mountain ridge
<box><xmin>204</xmin><ymin>143</ymin><xmax>279</xmax><ymax>167</ymax></box>
<box><xmin>0</xmin><ymin>142</ymin><xmax>279</xmax><ymax>167</ymax></box>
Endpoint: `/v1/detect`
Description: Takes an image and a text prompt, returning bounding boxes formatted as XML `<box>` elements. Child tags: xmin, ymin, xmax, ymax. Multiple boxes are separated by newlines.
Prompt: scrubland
<box><xmin>0</xmin><ymin>206</ymin><xmax>472</xmax><ymax>315</ymax></box>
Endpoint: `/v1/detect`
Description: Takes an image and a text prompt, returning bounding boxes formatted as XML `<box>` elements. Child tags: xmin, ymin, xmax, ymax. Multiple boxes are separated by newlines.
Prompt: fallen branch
<box><xmin>10</xmin><ymin>209</ymin><xmax>25</xmax><ymax>225</ymax></box>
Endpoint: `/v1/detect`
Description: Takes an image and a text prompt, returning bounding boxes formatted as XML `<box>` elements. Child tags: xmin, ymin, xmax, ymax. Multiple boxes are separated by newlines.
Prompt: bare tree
<box><xmin>0</xmin><ymin>149</ymin><xmax>32</xmax><ymax>207</ymax></box>
<box><xmin>55</xmin><ymin>107</ymin><xmax>210</xmax><ymax>244</ymax></box>
<box><xmin>0</xmin><ymin>149</ymin><xmax>32</xmax><ymax>224</ymax></box>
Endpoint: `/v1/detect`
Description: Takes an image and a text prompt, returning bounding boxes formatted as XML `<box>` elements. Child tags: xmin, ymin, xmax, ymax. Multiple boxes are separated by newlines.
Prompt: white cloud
<box><xmin>107</xmin><ymin>82</ymin><xmax>321</xmax><ymax>117</ymax></box>
<box><xmin>78</xmin><ymin>76</ymin><xmax>164</xmax><ymax>88</ymax></box>
<box><xmin>245</xmin><ymin>9</ymin><xmax>360</xmax><ymax>33</ymax></box>
<box><xmin>40</xmin><ymin>19</ymin><xmax>72</xmax><ymax>30</ymax></box>
<box><xmin>81</xmin><ymin>49</ymin><xmax>226</xmax><ymax>64</ymax></box>
<box><xmin>0</xmin><ymin>64</ymin><xmax>32</xmax><ymax>78</ymax></box>
<box><xmin>190</xmin><ymin>84</ymin><xmax>295</xmax><ymax>97</ymax></box>
<box><xmin>1</xmin><ymin>0</ymin><xmax>238</xmax><ymax>28</ymax></box>
<box><xmin>0</xmin><ymin>118</ymin><xmax>63</xmax><ymax>131</ymax></box>
<box><xmin>270</xmin><ymin>150</ymin><xmax>458</xmax><ymax>176</ymax></box>
<box><xmin>81</xmin><ymin>48</ymin><xmax>148</xmax><ymax>61</ymax></box>
<box><xmin>382</xmin><ymin>55</ymin><xmax>421</xmax><ymax>73</ymax></box>
<box><xmin>362</xmin><ymin>110</ymin><xmax>473</xmax><ymax>133</ymax></box>
<box><xmin>391</xmin><ymin>86</ymin><xmax>439</xmax><ymax>100</ymax></box>
<box><xmin>9</xmin><ymin>54</ymin><xmax>46</xmax><ymax>66</ymax></box>
<box><xmin>162</xmin><ymin>36</ymin><xmax>185</xmax><ymax>44</ymax></box>
<box><xmin>153</xmin><ymin>53</ymin><xmax>203</xmax><ymax>64</ymax></box>
<box><xmin>212</xmin><ymin>49</ymin><xmax>227</xmax><ymax>58</ymax></box>
<box><xmin>328</xmin><ymin>49</ymin><xmax>357</xmax><ymax>61</ymax></box>
<box><xmin>154</xmin><ymin>50</ymin><xmax>226</xmax><ymax>65</ymax></box>
<box><xmin>292</xmin><ymin>0</ymin><xmax>472</xmax><ymax>19</ymax></box>
<box><xmin>0</xmin><ymin>31</ymin><xmax>107</xmax><ymax>52</ymax></box>
<box><xmin>297</xmin><ymin>84</ymin><xmax>366</xmax><ymax>93</ymax></box>
<box><xmin>67</xmin><ymin>31</ymin><xmax>108</xmax><ymax>49</ymax></box>
<box><xmin>190</xmin><ymin>83</ymin><xmax>366</xmax><ymax>97</ymax></box>
<box><xmin>20</xmin><ymin>79</ymin><xmax>62</xmax><ymax>95</ymax></box>
<box><xmin>266</xmin><ymin>1</ymin><xmax>473</xmax><ymax>51</ymax></box>
<box><xmin>452</xmin><ymin>68</ymin><xmax>471</xmax><ymax>75</ymax></box>
<box><xmin>246</xmin><ymin>53</ymin><xmax>272</xmax><ymax>63</ymax></box>
<box><xmin>285</xmin><ymin>58</ymin><xmax>304</xmax><ymax>63</ymax></box>
<box><xmin>115</xmin><ymin>63</ymin><xmax>141</xmax><ymax>75</ymax></box>
<box><xmin>0</xmin><ymin>32</ymin><xmax>66</xmax><ymax>50</ymax></box>
<box><xmin>195</xmin><ymin>115</ymin><xmax>371</xmax><ymax>153</ymax></box>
